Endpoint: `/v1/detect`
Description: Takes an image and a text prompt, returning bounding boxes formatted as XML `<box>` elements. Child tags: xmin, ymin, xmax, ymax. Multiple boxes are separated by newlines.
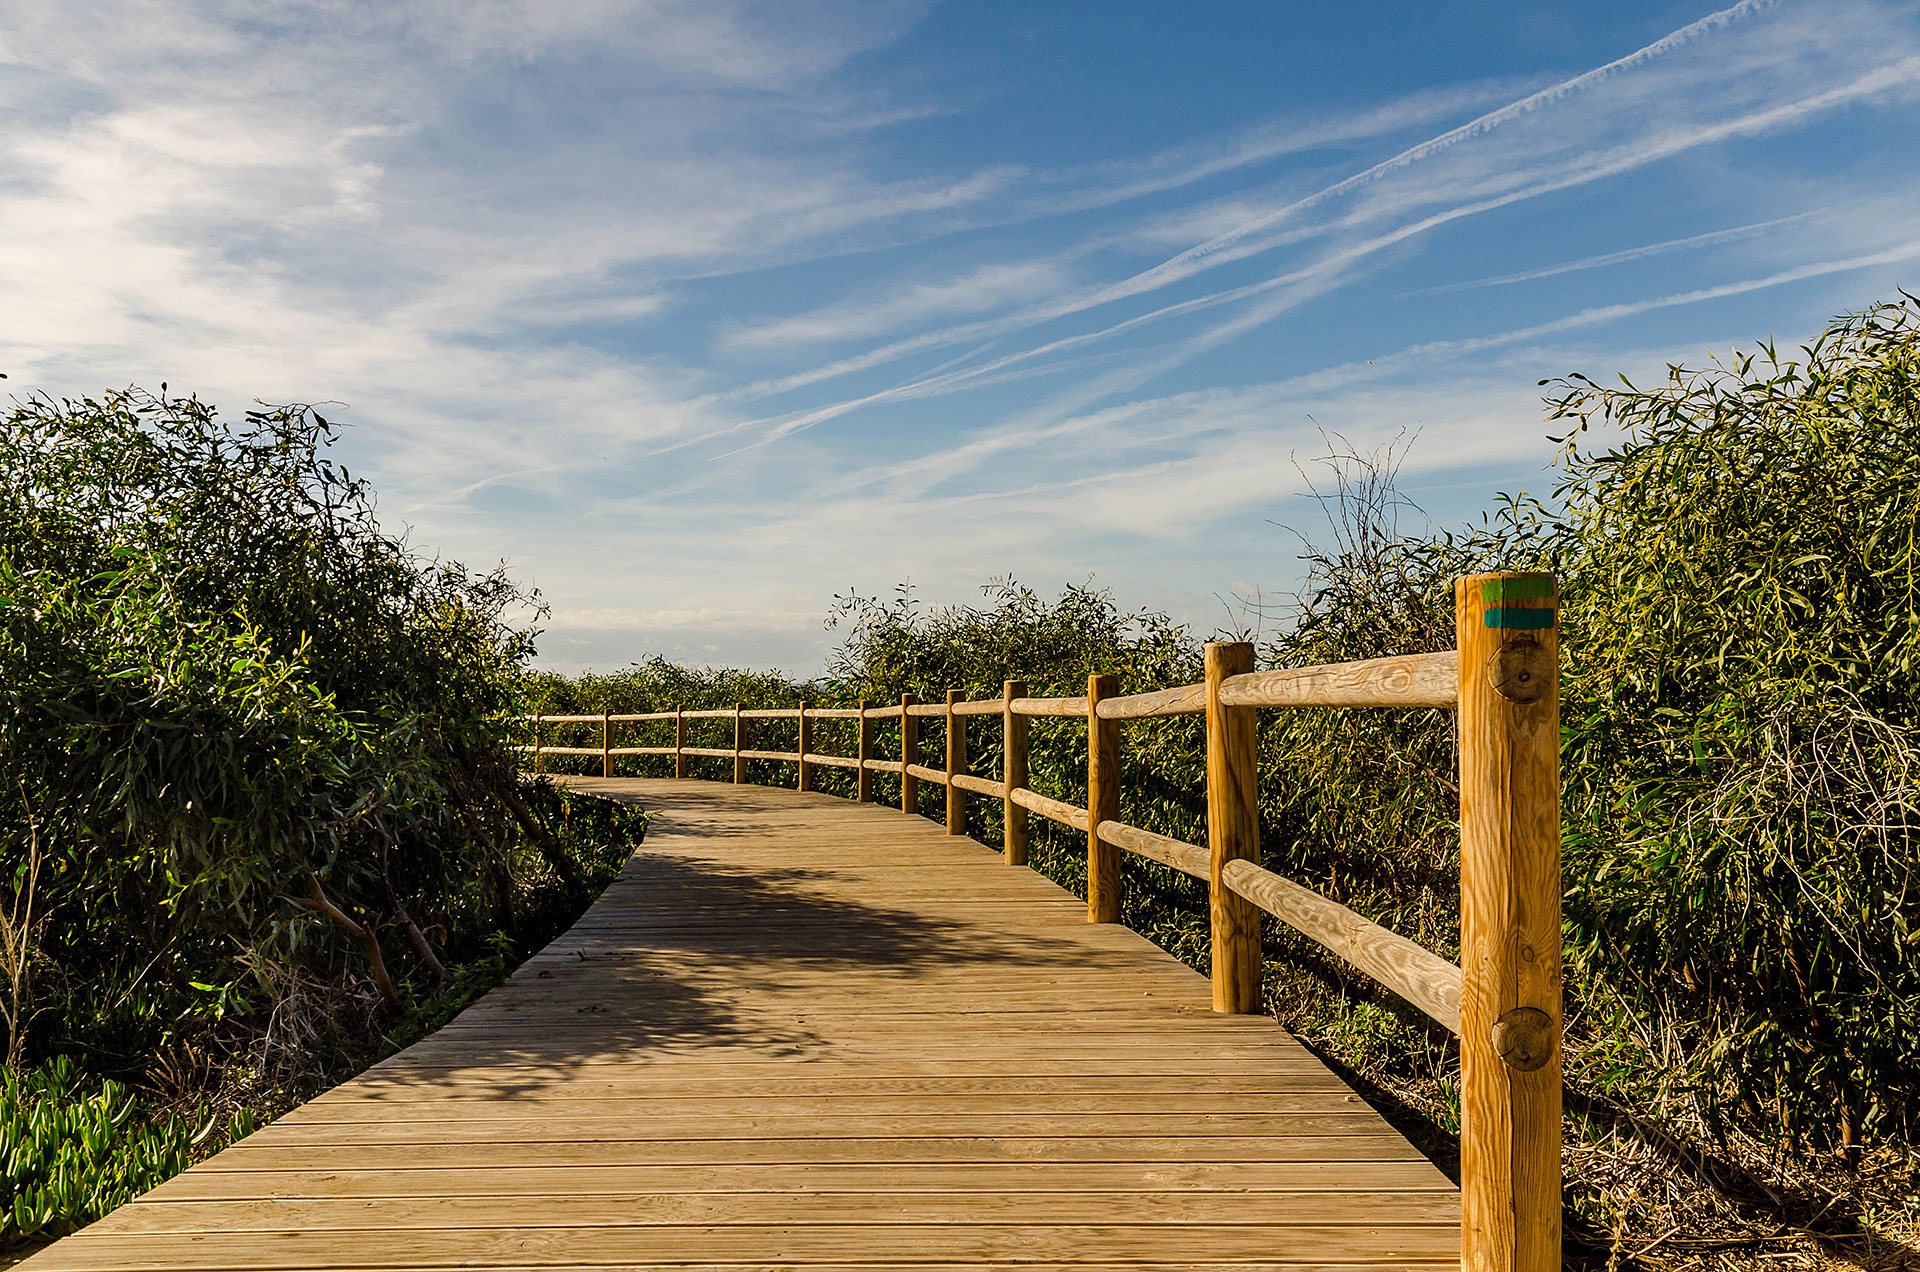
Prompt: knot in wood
<box><xmin>1492</xmin><ymin>1006</ymin><xmax>1555</xmax><ymax>1071</ymax></box>
<box><xmin>1488</xmin><ymin>639</ymin><xmax>1553</xmax><ymax>704</ymax></box>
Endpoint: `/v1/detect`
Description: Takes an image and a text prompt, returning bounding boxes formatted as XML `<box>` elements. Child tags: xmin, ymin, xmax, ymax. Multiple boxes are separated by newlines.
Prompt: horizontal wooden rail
<box><xmin>1010</xmin><ymin>787</ymin><xmax>1090</xmax><ymax>833</ymax></box>
<box><xmin>1095</xmin><ymin>683</ymin><xmax>1206</xmax><ymax>719</ymax></box>
<box><xmin>949</xmin><ymin>772</ymin><xmax>1003</xmax><ymax>797</ymax></box>
<box><xmin>518</xmin><ymin>571</ymin><xmax>1558</xmax><ymax>1270</ymax></box>
<box><xmin>1010</xmin><ymin>695</ymin><xmax>1089</xmax><ymax>717</ymax></box>
<box><xmin>1220</xmin><ymin>858</ymin><xmax>1462</xmax><ymax>1035</ymax></box>
<box><xmin>1217</xmin><ymin>651</ymin><xmax>1457</xmax><ymax>710</ymax></box>
<box><xmin>1096</xmin><ymin>820</ymin><xmax>1209</xmax><ymax>879</ymax></box>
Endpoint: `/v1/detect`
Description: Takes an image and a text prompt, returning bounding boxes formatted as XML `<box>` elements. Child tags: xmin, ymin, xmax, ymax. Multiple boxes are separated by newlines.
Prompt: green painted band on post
<box><xmin>1481</xmin><ymin>577</ymin><xmax>1555</xmax><ymax>605</ymax></box>
<box><xmin>1485</xmin><ymin>608</ymin><xmax>1555</xmax><ymax>630</ymax></box>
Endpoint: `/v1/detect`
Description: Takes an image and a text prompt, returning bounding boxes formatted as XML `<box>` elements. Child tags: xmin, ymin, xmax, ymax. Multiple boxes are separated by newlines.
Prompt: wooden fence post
<box><xmin>533</xmin><ymin>714</ymin><xmax>544</xmax><ymax>774</ymax></box>
<box><xmin>1457</xmin><ymin>572</ymin><xmax>1562</xmax><ymax>1272</ymax></box>
<box><xmin>900</xmin><ymin>693</ymin><xmax>918</xmax><ymax>815</ymax></box>
<box><xmin>733</xmin><ymin>704</ymin><xmax>746</xmax><ymax>785</ymax></box>
<box><xmin>797</xmin><ymin>701</ymin><xmax>813</xmax><ymax>793</ymax></box>
<box><xmin>946</xmin><ymin>690</ymin><xmax>966</xmax><ymax>836</ymax></box>
<box><xmin>1003</xmin><ymin>679</ymin><xmax>1028</xmax><ymax>866</ymax></box>
<box><xmin>1204</xmin><ymin>642</ymin><xmax>1262</xmax><ymax>1013</ymax></box>
<box><xmin>1087</xmin><ymin>673</ymin><xmax>1121</xmax><ymax>923</ymax></box>
<box><xmin>601</xmin><ymin>708</ymin><xmax>612</xmax><ymax>778</ymax></box>
<box><xmin>856</xmin><ymin>699</ymin><xmax>873</xmax><ymax>802</ymax></box>
<box><xmin>674</xmin><ymin>707</ymin><xmax>687</xmax><ymax>779</ymax></box>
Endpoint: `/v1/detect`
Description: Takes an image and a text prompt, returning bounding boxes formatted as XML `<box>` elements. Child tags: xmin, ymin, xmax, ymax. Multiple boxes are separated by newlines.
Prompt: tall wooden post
<box><xmin>1003</xmin><ymin>680</ymin><xmax>1028</xmax><ymax>866</ymax></box>
<box><xmin>1457</xmin><ymin>573</ymin><xmax>1562</xmax><ymax>1272</ymax></box>
<box><xmin>533</xmin><ymin>714</ymin><xmax>544</xmax><ymax>774</ymax></box>
<box><xmin>856</xmin><ymin>699</ymin><xmax>874</xmax><ymax>802</ymax></box>
<box><xmin>1086</xmin><ymin>674</ymin><xmax>1121</xmax><ymax>923</ymax></box>
<box><xmin>674</xmin><ymin>707</ymin><xmax>687</xmax><ymax>779</ymax></box>
<box><xmin>900</xmin><ymin>693</ymin><xmax>919</xmax><ymax>816</ymax></box>
<box><xmin>797</xmin><ymin>702</ymin><xmax>813</xmax><ymax>792</ymax></box>
<box><xmin>945</xmin><ymin>690</ymin><xmax>966</xmax><ymax>836</ymax></box>
<box><xmin>1204</xmin><ymin>642</ymin><xmax>1262</xmax><ymax>1013</ymax></box>
<box><xmin>733</xmin><ymin>704</ymin><xmax>746</xmax><ymax>785</ymax></box>
<box><xmin>601</xmin><ymin>708</ymin><xmax>612</xmax><ymax>778</ymax></box>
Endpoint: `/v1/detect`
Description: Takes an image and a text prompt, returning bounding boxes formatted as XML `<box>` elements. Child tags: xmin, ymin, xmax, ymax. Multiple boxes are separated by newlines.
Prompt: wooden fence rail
<box><xmin>517</xmin><ymin>571</ymin><xmax>1560</xmax><ymax>1272</ymax></box>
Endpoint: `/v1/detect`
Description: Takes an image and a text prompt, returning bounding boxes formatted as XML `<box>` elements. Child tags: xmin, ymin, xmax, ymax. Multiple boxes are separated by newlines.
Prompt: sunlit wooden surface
<box><xmin>22</xmin><ymin>777</ymin><xmax>1457</xmax><ymax>1271</ymax></box>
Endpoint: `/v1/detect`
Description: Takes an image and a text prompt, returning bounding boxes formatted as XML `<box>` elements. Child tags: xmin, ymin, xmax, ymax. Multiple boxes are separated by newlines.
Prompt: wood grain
<box><xmin>1220</xmin><ymin>860</ymin><xmax>1461</xmax><ymax>1034</ymax></box>
<box><xmin>1087</xmin><ymin>673</ymin><xmax>1122</xmax><ymax>923</ymax></box>
<box><xmin>1456</xmin><ymin>573</ymin><xmax>1562</xmax><ymax>1272</ymax></box>
<box><xmin>1003</xmin><ymin>679</ymin><xmax>1030</xmax><ymax>867</ymax></box>
<box><xmin>1010</xmin><ymin>786</ymin><xmax>1090</xmax><ymax>833</ymax></box>
<box><xmin>900</xmin><ymin>692</ymin><xmax>919</xmax><ymax>816</ymax></box>
<box><xmin>1216</xmin><ymin>652</ymin><xmax>1457</xmax><ymax>711</ymax></box>
<box><xmin>1010</xmin><ymin>695</ymin><xmax>1091</xmax><ymax>717</ymax></box>
<box><xmin>1206</xmin><ymin>642</ymin><xmax>1263</xmax><ymax>1015</ymax></box>
<box><xmin>1095</xmin><ymin>682</ymin><xmax>1206</xmax><ymax>720</ymax></box>
<box><xmin>1097</xmin><ymin>821</ymin><xmax>1208</xmax><ymax>879</ymax></box>
<box><xmin>945</xmin><ymin>689</ymin><xmax>966</xmax><ymax>837</ymax></box>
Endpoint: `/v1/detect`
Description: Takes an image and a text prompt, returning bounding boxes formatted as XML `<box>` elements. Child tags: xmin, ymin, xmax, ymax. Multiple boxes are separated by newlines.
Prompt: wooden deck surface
<box><xmin>20</xmin><ymin>777</ymin><xmax>1458</xmax><ymax>1271</ymax></box>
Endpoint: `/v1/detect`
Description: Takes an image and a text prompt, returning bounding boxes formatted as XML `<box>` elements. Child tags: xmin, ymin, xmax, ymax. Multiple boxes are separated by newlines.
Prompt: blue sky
<box><xmin>4</xmin><ymin>1</ymin><xmax>1918</xmax><ymax>674</ymax></box>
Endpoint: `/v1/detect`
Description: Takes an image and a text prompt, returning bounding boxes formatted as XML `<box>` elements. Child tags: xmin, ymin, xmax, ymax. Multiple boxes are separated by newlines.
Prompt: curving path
<box><xmin>21</xmin><ymin>777</ymin><xmax>1457</xmax><ymax>1271</ymax></box>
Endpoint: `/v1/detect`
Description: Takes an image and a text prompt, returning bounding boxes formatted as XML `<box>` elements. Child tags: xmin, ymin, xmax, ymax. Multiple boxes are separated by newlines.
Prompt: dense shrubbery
<box><xmin>533</xmin><ymin>298</ymin><xmax>1920</xmax><ymax>1254</ymax></box>
<box><xmin>0</xmin><ymin>388</ymin><xmax>634</xmax><ymax>1251</ymax></box>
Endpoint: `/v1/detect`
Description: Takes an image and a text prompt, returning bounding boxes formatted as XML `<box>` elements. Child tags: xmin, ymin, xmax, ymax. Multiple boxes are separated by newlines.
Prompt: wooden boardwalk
<box><xmin>21</xmin><ymin>778</ymin><xmax>1458</xmax><ymax>1271</ymax></box>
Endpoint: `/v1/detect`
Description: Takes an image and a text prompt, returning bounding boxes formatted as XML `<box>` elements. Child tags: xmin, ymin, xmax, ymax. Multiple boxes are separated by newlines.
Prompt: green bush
<box><xmin>0</xmin><ymin>387</ymin><xmax>588</xmax><ymax>1083</ymax></box>
<box><xmin>0</xmin><ymin>1057</ymin><xmax>256</xmax><ymax>1248</ymax></box>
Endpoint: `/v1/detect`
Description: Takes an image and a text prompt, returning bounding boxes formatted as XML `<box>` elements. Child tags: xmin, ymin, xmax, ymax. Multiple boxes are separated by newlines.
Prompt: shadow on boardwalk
<box><xmin>356</xmin><ymin>781</ymin><xmax>1139</xmax><ymax>1099</ymax></box>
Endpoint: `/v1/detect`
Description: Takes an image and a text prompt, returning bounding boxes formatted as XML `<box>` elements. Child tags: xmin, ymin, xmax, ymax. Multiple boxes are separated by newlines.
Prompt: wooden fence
<box><xmin>518</xmin><ymin>570</ymin><xmax>1562</xmax><ymax>1272</ymax></box>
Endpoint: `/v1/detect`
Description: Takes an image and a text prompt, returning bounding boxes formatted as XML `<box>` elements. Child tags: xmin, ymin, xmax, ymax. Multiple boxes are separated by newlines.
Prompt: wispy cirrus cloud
<box><xmin>3</xmin><ymin>0</ymin><xmax>1917</xmax><ymax>673</ymax></box>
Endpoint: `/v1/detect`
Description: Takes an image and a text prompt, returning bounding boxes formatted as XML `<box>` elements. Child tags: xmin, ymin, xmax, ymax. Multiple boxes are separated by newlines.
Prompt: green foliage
<box><xmin>0</xmin><ymin>386</ymin><xmax>586</xmax><ymax>1084</ymax></box>
<box><xmin>1</xmin><ymin>1057</ymin><xmax>256</xmax><ymax>1249</ymax></box>
<box><xmin>1546</xmin><ymin>296</ymin><xmax>1920</xmax><ymax>1148</ymax></box>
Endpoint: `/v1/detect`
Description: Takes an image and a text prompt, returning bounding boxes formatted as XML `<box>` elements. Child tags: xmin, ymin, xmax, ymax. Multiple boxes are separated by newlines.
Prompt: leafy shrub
<box><xmin>0</xmin><ymin>387</ymin><xmax>587</xmax><ymax>1083</ymax></box>
<box><xmin>0</xmin><ymin>1057</ymin><xmax>255</xmax><ymax>1249</ymax></box>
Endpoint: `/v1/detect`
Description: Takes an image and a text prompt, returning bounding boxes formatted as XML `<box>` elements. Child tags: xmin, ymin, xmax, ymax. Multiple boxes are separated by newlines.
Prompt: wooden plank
<box><xmin>148</xmin><ymin>1161</ymin><xmax>1457</xmax><ymax>1201</ymax></box>
<box><xmin>28</xmin><ymin>1223</ymin><xmax>1456</xmax><ymax>1268</ymax></box>
<box><xmin>96</xmin><ymin>1191</ymin><xmax>1460</xmax><ymax>1231</ymax></box>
